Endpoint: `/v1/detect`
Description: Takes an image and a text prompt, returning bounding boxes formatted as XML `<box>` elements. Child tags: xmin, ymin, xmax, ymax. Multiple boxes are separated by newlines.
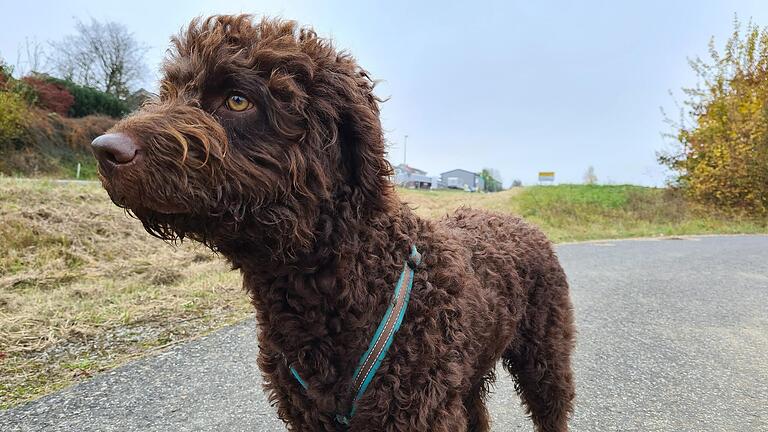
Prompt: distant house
<box><xmin>393</xmin><ymin>164</ymin><xmax>433</xmax><ymax>189</ymax></box>
<box><xmin>440</xmin><ymin>169</ymin><xmax>484</xmax><ymax>192</ymax></box>
<box><xmin>395</xmin><ymin>163</ymin><xmax>427</xmax><ymax>176</ymax></box>
<box><xmin>126</xmin><ymin>88</ymin><xmax>155</xmax><ymax>111</ymax></box>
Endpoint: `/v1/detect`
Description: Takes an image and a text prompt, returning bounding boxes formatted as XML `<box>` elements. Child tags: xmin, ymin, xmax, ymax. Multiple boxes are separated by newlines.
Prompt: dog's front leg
<box><xmin>256</xmin><ymin>348</ymin><xmax>332</xmax><ymax>431</ymax></box>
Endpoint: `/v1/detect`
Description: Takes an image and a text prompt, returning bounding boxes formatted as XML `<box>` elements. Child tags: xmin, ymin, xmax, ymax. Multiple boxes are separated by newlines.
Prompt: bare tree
<box><xmin>583</xmin><ymin>166</ymin><xmax>598</xmax><ymax>185</ymax></box>
<box><xmin>49</xmin><ymin>19</ymin><xmax>148</xmax><ymax>99</ymax></box>
<box><xmin>15</xmin><ymin>37</ymin><xmax>48</xmax><ymax>76</ymax></box>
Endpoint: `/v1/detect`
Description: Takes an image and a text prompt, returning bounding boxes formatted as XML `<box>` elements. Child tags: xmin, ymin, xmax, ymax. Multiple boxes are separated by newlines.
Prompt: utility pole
<box><xmin>403</xmin><ymin>134</ymin><xmax>408</xmax><ymax>165</ymax></box>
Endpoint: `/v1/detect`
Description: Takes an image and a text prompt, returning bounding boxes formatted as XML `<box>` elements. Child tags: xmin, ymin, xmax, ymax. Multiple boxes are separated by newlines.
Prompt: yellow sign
<box><xmin>538</xmin><ymin>172</ymin><xmax>555</xmax><ymax>182</ymax></box>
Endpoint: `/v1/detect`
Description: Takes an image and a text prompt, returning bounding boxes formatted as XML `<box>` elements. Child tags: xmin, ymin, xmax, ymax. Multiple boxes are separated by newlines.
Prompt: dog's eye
<box><xmin>225</xmin><ymin>94</ymin><xmax>253</xmax><ymax>112</ymax></box>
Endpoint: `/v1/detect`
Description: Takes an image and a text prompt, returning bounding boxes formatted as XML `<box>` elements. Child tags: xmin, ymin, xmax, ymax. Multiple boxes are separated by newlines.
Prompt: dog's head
<box><xmin>93</xmin><ymin>15</ymin><xmax>394</xmax><ymax>255</ymax></box>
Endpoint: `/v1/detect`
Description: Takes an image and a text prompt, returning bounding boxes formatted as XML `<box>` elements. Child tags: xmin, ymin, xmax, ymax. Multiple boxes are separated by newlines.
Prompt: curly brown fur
<box><xmin>95</xmin><ymin>15</ymin><xmax>576</xmax><ymax>432</ymax></box>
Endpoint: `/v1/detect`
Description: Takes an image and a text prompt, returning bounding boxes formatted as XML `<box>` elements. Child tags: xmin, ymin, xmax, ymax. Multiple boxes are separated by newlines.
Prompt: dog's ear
<box><xmin>333</xmin><ymin>70</ymin><xmax>394</xmax><ymax>211</ymax></box>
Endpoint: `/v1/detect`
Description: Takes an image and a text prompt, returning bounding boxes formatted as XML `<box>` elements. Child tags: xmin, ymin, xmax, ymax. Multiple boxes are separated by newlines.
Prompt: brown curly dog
<box><xmin>91</xmin><ymin>15</ymin><xmax>576</xmax><ymax>432</ymax></box>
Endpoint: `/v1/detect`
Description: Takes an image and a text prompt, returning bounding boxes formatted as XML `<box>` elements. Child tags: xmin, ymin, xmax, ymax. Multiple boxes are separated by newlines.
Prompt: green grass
<box><xmin>399</xmin><ymin>184</ymin><xmax>767</xmax><ymax>242</ymax></box>
<box><xmin>1</xmin><ymin>179</ymin><xmax>765</xmax><ymax>409</ymax></box>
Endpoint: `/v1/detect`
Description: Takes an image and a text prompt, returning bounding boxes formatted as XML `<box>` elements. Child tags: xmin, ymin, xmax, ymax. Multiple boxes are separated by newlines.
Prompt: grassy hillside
<box><xmin>0</xmin><ymin>178</ymin><xmax>248</xmax><ymax>408</ymax></box>
<box><xmin>0</xmin><ymin>111</ymin><xmax>113</xmax><ymax>179</ymax></box>
<box><xmin>1</xmin><ymin>179</ymin><xmax>765</xmax><ymax>408</ymax></box>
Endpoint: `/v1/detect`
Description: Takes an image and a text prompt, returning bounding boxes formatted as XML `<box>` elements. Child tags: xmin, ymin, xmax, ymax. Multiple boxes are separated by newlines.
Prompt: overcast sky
<box><xmin>3</xmin><ymin>1</ymin><xmax>768</xmax><ymax>186</ymax></box>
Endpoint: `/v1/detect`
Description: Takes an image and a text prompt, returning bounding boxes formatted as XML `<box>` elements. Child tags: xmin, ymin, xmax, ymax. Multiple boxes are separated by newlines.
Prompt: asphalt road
<box><xmin>2</xmin><ymin>235</ymin><xmax>767</xmax><ymax>431</ymax></box>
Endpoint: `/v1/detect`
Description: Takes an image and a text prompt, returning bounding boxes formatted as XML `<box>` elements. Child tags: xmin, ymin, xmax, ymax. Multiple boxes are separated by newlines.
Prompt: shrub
<box><xmin>661</xmin><ymin>18</ymin><xmax>768</xmax><ymax>214</ymax></box>
<box><xmin>0</xmin><ymin>62</ymin><xmax>12</xmax><ymax>87</ymax></box>
<box><xmin>22</xmin><ymin>77</ymin><xmax>75</xmax><ymax>116</ymax></box>
<box><xmin>43</xmin><ymin>77</ymin><xmax>129</xmax><ymax>118</ymax></box>
<box><xmin>1</xmin><ymin>77</ymin><xmax>38</xmax><ymax>106</ymax></box>
<box><xmin>0</xmin><ymin>92</ymin><xmax>31</xmax><ymax>146</ymax></box>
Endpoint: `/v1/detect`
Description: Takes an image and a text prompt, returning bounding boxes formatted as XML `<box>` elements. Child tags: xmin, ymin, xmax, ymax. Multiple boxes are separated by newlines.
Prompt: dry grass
<box><xmin>0</xmin><ymin>178</ymin><xmax>250</xmax><ymax>408</ymax></box>
<box><xmin>398</xmin><ymin>187</ymin><xmax>523</xmax><ymax>219</ymax></box>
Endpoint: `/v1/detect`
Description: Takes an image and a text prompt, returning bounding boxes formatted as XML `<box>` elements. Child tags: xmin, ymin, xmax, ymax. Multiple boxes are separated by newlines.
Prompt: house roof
<box><xmin>127</xmin><ymin>88</ymin><xmax>155</xmax><ymax>110</ymax></box>
<box><xmin>440</xmin><ymin>168</ymin><xmax>478</xmax><ymax>176</ymax></box>
<box><xmin>395</xmin><ymin>164</ymin><xmax>428</xmax><ymax>175</ymax></box>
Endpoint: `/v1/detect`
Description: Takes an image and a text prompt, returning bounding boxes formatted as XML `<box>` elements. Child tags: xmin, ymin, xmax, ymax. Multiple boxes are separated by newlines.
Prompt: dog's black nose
<box><xmin>91</xmin><ymin>133</ymin><xmax>138</xmax><ymax>165</ymax></box>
